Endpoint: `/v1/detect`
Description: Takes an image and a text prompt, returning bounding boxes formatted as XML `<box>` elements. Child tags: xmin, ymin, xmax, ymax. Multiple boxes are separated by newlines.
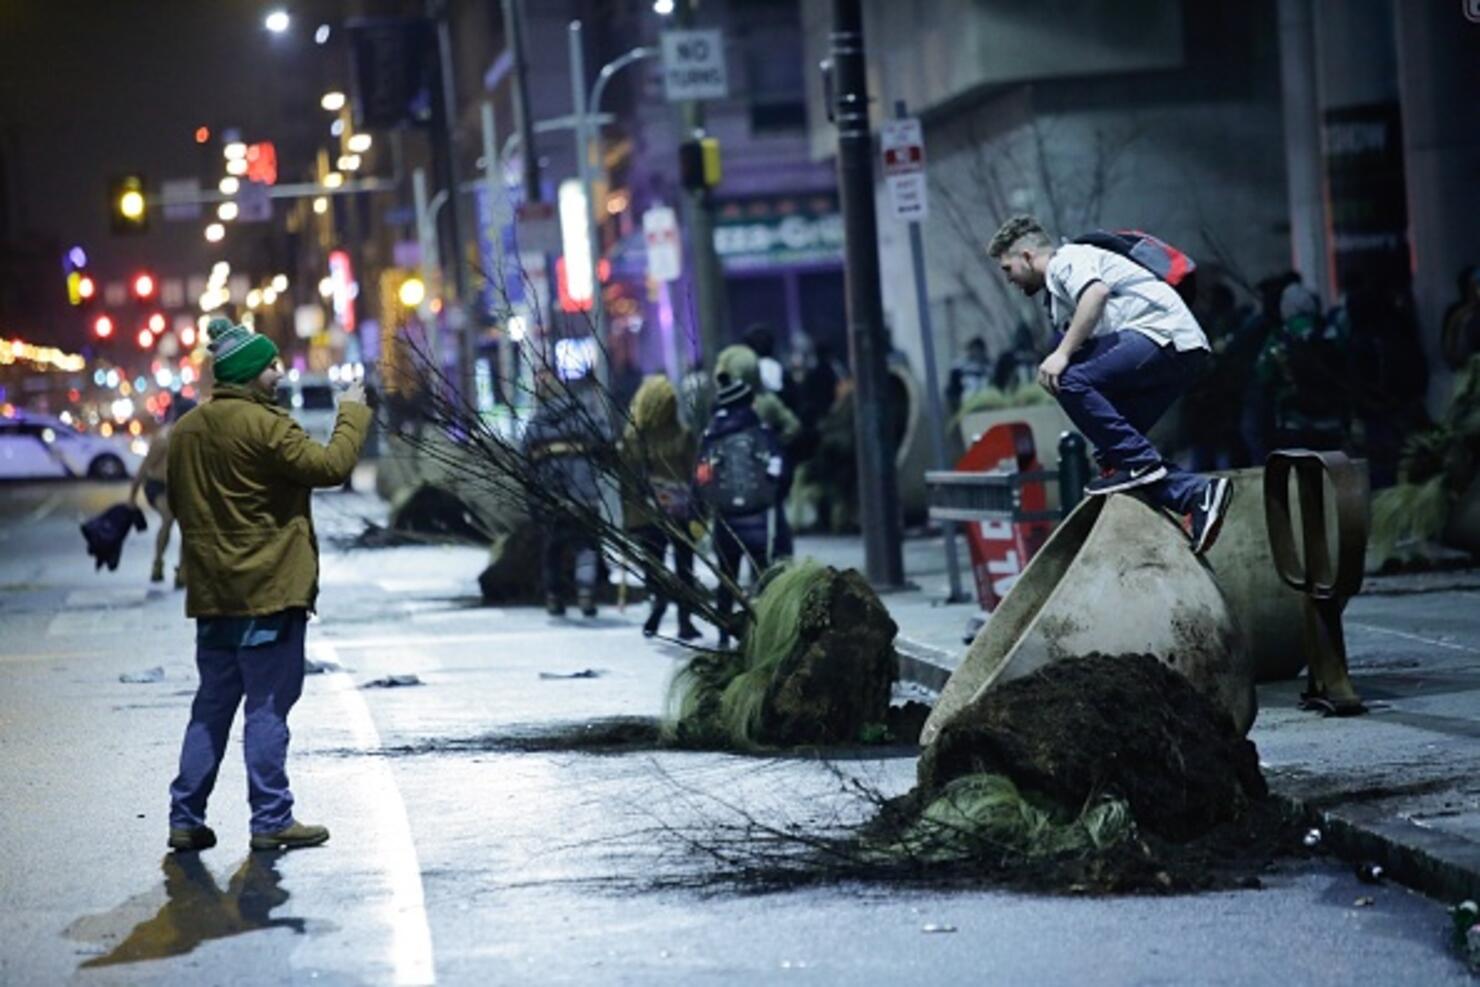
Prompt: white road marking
<box><xmin>25</xmin><ymin>491</ymin><xmax>64</xmax><ymax>524</ymax></box>
<box><xmin>313</xmin><ymin>641</ymin><xmax>437</xmax><ymax>985</ymax></box>
<box><xmin>1348</xmin><ymin>621</ymin><xmax>1480</xmax><ymax>657</ymax></box>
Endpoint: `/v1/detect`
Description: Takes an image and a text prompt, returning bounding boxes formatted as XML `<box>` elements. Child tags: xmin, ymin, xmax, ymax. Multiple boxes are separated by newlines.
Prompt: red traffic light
<box><xmin>195</xmin><ymin>126</ymin><xmax>211</xmax><ymax>144</ymax></box>
<box><xmin>133</xmin><ymin>273</ymin><xmax>156</xmax><ymax>299</ymax></box>
<box><xmin>93</xmin><ymin>315</ymin><xmax>114</xmax><ymax>339</ymax></box>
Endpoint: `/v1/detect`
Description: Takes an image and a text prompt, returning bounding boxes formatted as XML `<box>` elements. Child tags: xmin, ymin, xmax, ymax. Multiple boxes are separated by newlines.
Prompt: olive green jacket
<box><xmin>167</xmin><ymin>383</ymin><xmax>371</xmax><ymax>618</ymax></box>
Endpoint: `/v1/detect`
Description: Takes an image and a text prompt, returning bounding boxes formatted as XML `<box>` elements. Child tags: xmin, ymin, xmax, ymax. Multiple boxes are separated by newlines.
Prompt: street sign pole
<box><xmin>891</xmin><ymin>100</ymin><xmax>966</xmax><ymax>603</ymax></box>
<box><xmin>831</xmin><ymin>0</ymin><xmax>905</xmax><ymax>590</ymax></box>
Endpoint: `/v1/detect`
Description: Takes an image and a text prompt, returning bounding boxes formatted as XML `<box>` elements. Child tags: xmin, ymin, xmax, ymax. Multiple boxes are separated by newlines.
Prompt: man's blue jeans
<box><xmin>168</xmin><ymin>614</ymin><xmax>307</xmax><ymax>834</ymax></box>
<box><xmin>1056</xmin><ymin>330</ymin><xmax>1210</xmax><ymax>514</ymax></box>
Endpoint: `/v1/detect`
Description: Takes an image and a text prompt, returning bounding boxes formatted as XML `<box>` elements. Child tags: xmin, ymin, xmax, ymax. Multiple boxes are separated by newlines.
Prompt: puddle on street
<box><xmin>67</xmin><ymin>851</ymin><xmax>311</xmax><ymax>968</ymax></box>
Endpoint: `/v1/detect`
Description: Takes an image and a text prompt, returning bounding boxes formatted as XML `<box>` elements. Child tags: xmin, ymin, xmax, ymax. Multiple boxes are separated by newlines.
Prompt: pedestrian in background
<box><xmin>946</xmin><ymin>336</ymin><xmax>993</xmax><ymax>413</ymax></box>
<box><xmin>716</xmin><ymin>344</ymin><xmax>800</xmax><ymax>557</ymax></box>
<box><xmin>620</xmin><ymin>375</ymin><xmax>701</xmax><ymax>641</ymax></box>
<box><xmin>695</xmin><ymin>373</ymin><xmax>783</xmax><ymax>648</ymax></box>
<box><xmin>523</xmin><ymin>370</ymin><xmax>607</xmax><ymax>618</ymax></box>
<box><xmin>165</xmin><ymin>317</ymin><xmax>370</xmax><ymax>852</ymax></box>
<box><xmin>129</xmin><ymin>396</ymin><xmax>196</xmax><ymax>586</ymax></box>
<box><xmin>1256</xmin><ymin>282</ymin><xmax>1351</xmax><ymax>451</ymax></box>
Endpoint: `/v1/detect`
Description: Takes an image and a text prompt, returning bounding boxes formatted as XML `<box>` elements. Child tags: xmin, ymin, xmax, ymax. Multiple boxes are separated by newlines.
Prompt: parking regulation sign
<box><xmin>660</xmin><ymin>29</ymin><xmax>728</xmax><ymax>102</ymax></box>
<box><xmin>881</xmin><ymin>117</ymin><xmax>928</xmax><ymax>221</ymax></box>
<box><xmin>643</xmin><ymin>205</ymin><xmax>682</xmax><ymax>282</ymax></box>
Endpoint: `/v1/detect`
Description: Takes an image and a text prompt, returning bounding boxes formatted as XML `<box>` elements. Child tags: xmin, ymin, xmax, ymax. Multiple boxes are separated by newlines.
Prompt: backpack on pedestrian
<box><xmin>695</xmin><ymin>424</ymin><xmax>780</xmax><ymax>516</ymax></box>
<box><xmin>1074</xmin><ymin>229</ymin><xmax>1198</xmax><ymax>305</ymax></box>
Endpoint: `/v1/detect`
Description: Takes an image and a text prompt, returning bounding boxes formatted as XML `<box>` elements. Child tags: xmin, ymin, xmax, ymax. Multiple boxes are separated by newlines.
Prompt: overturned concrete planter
<box><xmin>921</xmin><ymin>494</ymin><xmax>1256</xmax><ymax>747</ymax></box>
<box><xmin>1200</xmin><ymin>467</ymin><xmax>1307</xmax><ymax>683</ymax></box>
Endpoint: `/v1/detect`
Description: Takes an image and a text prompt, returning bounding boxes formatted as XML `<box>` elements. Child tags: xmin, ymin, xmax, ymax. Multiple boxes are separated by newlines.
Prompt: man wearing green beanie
<box><xmin>164</xmin><ymin>316</ymin><xmax>370</xmax><ymax>852</ymax></box>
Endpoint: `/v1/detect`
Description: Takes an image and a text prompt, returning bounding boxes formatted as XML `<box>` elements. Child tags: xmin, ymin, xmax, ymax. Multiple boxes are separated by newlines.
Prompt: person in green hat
<box><xmin>164</xmin><ymin>316</ymin><xmax>370</xmax><ymax>853</ymax></box>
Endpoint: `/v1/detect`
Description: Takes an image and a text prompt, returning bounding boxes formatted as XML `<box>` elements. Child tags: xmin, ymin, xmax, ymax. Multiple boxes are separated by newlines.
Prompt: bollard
<box><xmin>1263</xmin><ymin>450</ymin><xmax>1369</xmax><ymax>716</ymax></box>
<box><xmin>1057</xmin><ymin>431</ymin><xmax>1089</xmax><ymax>511</ymax></box>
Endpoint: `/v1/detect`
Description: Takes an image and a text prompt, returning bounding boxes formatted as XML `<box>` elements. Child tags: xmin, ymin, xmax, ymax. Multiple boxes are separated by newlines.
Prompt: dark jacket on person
<box><xmin>696</xmin><ymin>401</ymin><xmax>781</xmax><ymax>543</ymax></box>
<box><xmin>522</xmin><ymin>393</ymin><xmax>605</xmax><ymax>515</ymax></box>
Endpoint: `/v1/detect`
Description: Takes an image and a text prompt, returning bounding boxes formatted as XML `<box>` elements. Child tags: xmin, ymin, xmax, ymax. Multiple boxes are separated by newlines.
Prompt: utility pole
<box><xmin>674</xmin><ymin>0</ymin><xmax>728</xmax><ymax>372</ymax></box>
<box><xmin>431</xmin><ymin>0</ymin><xmax>476</xmax><ymax>400</ymax></box>
<box><xmin>502</xmin><ymin>0</ymin><xmax>541</xmax><ymax>207</ymax></box>
<box><xmin>830</xmin><ymin>0</ymin><xmax>905</xmax><ymax>588</ymax></box>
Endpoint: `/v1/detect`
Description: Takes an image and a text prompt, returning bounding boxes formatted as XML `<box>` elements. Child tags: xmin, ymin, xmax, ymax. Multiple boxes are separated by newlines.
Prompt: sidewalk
<box><xmin>797</xmin><ymin>531</ymin><xmax>1480</xmax><ymax>905</ymax></box>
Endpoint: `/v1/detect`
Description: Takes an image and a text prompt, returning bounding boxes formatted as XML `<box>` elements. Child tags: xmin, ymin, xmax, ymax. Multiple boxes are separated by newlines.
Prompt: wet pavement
<box><xmin>1</xmin><ymin>481</ymin><xmax>1475</xmax><ymax>984</ymax></box>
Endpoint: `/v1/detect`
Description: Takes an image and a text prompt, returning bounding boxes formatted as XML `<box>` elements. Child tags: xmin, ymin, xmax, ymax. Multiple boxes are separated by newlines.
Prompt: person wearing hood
<box><xmin>715</xmin><ymin>344</ymin><xmax>800</xmax><ymax>558</ymax></box>
<box><xmin>694</xmin><ymin>373</ymin><xmax>784</xmax><ymax>647</ymax></box>
<box><xmin>165</xmin><ymin>317</ymin><xmax>370</xmax><ymax>853</ymax></box>
<box><xmin>522</xmin><ymin>370</ymin><xmax>608</xmax><ymax>617</ymax></box>
<box><xmin>619</xmin><ymin>375</ymin><xmax>701</xmax><ymax>640</ymax></box>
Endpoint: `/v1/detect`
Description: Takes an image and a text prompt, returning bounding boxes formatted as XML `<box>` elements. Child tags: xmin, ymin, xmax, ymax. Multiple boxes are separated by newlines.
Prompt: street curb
<box><xmin>893</xmin><ymin>634</ymin><xmax>1480</xmax><ymax>906</ymax></box>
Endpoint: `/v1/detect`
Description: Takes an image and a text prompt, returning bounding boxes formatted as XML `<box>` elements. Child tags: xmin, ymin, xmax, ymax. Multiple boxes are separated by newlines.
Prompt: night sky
<box><xmin>0</xmin><ymin>0</ymin><xmax>336</xmax><ymax>333</ymax></box>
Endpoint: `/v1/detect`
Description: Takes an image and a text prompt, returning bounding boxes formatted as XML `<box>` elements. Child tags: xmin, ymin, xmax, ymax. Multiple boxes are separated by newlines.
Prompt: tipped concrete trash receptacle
<box><xmin>921</xmin><ymin>493</ymin><xmax>1256</xmax><ymax>746</ymax></box>
<box><xmin>1200</xmin><ymin>467</ymin><xmax>1307</xmax><ymax>683</ymax></box>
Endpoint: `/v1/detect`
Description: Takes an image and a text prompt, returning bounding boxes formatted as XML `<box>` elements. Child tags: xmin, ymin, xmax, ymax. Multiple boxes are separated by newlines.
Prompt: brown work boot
<box><xmin>250</xmin><ymin>821</ymin><xmax>330</xmax><ymax>851</ymax></box>
<box><xmin>167</xmin><ymin>825</ymin><xmax>217</xmax><ymax>851</ymax></box>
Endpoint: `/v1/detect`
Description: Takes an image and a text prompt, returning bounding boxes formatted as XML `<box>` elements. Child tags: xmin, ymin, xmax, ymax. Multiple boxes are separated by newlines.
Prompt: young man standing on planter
<box><xmin>988</xmin><ymin>215</ymin><xmax>1231</xmax><ymax>553</ymax></box>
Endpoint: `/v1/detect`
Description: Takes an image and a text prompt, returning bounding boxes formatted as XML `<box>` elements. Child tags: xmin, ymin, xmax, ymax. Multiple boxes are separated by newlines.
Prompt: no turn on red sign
<box><xmin>643</xmin><ymin>206</ymin><xmax>682</xmax><ymax>282</ymax></box>
<box><xmin>880</xmin><ymin>117</ymin><xmax>928</xmax><ymax>222</ymax></box>
<box><xmin>660</xmin><ymin>30</ymin><xmax>729</xmax><ymax>102</ymax></box>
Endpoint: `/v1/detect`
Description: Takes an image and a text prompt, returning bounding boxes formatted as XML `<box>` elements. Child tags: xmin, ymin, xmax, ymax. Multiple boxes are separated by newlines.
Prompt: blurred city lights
<box><xmin>99</xmin><ymin>422</ymin><xmax>113</xmax><ymax>438</ymax></box>
<box><xmin>205</xmin><ymin>223</ymin><xmax>225</xmax><ymax>243</ymax></box>
<box><xmin>337</xmin><ymin>154</ymin><xmax>362</xmax><ymax>171</ymax></box>
<box><xmin>313</xmin><ymin>196</ymin><xmax>329</xmax><ymax>215</ymax></box>
<box><xmin>195</xmin><ymin>126</ymin><xmax>211</xmax><ymax>144</ymax></box>
<box><xmin>67</xmin><ymin>246</ymin><xmax>87</xmax><ymax>268</ymax></box>
<box><xmin>226</xmin><ymin>158</ymin><xmax>248</xmax><ymax>176</ymax></box>
<box><xmin>93</xmin><ymin>315</ymin><xmax>114</xmax><ymax>339</ymax></box>
<box><xmin>77</xmin><ymin>275</ymin><xmax>96</xmax><ymax>300</ymax></box>
<box><xmin>180</xmin><ymin>326</ymin><xmax>197</xmax><ymax>348</ymax></box>
<box><xmin>219</xmin><ymin>176</ymin><xmax>240</xmax><ymax>195</ymax></box>
<box><xmin>224</xmin><ymin>141</ymin><xmax>247</xmax><ymax>161</ymax></box>
<box><xmin>264</xmin><ymin>10</ymin><xmax>289</xmax><ymax>33</ymax></box>
<box><xmin>347</xmin><ymin>133</ymin><xmax>372</xmax><ymax>154</ymax></box>
<box><xmin>330</xmin><ymin>118</ymin><xmax>345</xmax><ymax>137</ymax></box>
<box><xmin>132</xmin><ymin>273</ymin><xmax>155</xmax><ymax>298</ymax></box>
<box><xmin>136</xmin><ymin>329</ymin><xmax>153</xmax><ymax>349</ymax></box>
<box><xmin>246</xmin><ymin>288</ymin><xmax>263</xmax><ymax>309</ymax></box>
<box><xmin>262</xmin><ymin>287</ymin><xmax>278</xmax><ymax>305</ymax></box>
<box><xmin>318</xmin><ymin>277</ymin><xmax>334</xmax><ymax>298</ymax></box>
<box><xmin>217</xmin><ymin>201</ymin><xmax>239</xmax><ymax>221</ymax></box>
<box><xmin>321</xmin><ymin>91</ymin><xmax>346</xmax><ymax>112</ymax></box>
<box><xmin>322</xmin><ymin>171</ymin><xmax>344</xmax><ymax>189</ymax></box>
<box><xmin>654</xmin><ymin>0</ymin><xmax>675</xmax><ymax>13</ymax></box>
<box><xmin>314</xmin><ymin>23</ymin><xmax>331</xmax><ymax>44</ymax></box>
<box><xmin>148</xmin><ymin>313</ymin><xmax>166</xmax><ymax>334</ymax></box>
<box><xmin>271</xmin><ymin>274</ymin><xmax>289</xmax><ymax>292</ymax></box>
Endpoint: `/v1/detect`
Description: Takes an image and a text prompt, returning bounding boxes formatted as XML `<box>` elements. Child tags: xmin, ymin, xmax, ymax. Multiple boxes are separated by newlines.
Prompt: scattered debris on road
<box><xmin>539</xmin><ymin>668</ymin><xmax>604</xmax><ymax>680</ymax></box>
<box><xmin>118</xmin><ymin>666</ymin><xmax>164</xmax><ymax>684</ymax></box>
<box><xmin>304</xmin><ymin>658</ymin><xmax>345</xmax><ymax>675</ymax></box>
<box><xmin>361</xmin><ymin>674</ymin><xmax>423</xmax><ymax>688</ymax></box>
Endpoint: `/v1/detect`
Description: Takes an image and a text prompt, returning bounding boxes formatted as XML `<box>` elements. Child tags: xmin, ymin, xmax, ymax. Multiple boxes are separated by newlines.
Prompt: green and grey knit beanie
<box><xmin>206</xmin><ymin>316</ymin><xmax>279</xmax><ymax>384</ymax></box>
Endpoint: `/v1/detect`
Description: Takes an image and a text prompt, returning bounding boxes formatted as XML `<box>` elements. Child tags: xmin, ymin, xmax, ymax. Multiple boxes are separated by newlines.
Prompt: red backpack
<box><xmin>1074</xmin><ymin>229</ymin><xmax>1198</xmax><ymax>305</ymax></box>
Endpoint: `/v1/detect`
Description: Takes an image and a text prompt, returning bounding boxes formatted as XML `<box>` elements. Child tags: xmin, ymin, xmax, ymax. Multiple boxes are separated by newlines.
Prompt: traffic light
<box><xmin>109</xmin><ymin>175</ymin><xmax>149</xmax><ymax>234</ymax></box>
<box><xmin>678</xmin><ymin>135</ymin><xmax>722</xmax><ymax>190</ymax></box>
<box><xmin>64</xmin><ymin>245</ymin><xmax>94</xmax><ymax>306</ymax></box>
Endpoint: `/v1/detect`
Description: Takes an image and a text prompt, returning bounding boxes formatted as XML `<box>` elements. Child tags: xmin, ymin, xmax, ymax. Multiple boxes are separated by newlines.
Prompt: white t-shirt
<box><xmin>1045</xmin><ymin>243</ymin><xmax>1208</xmax><ymax>352</ymax></box>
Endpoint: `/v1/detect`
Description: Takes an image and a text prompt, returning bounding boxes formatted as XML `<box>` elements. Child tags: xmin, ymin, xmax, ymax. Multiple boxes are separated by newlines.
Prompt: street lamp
<box><xmin>204</xmin><ymin>223</ymin><xmax>225</xmax><ymax>243</ymax></box>
<box><xmin>119</xmin><ymin>189</ymin><xmax>146</xmax><ymax>221</ymax></box>
<box><xmin>217</xmin><ymin>201</ymin><xmax>239</xmax><ymax>222</ymax></box>
<box><xmin>398</xmin><ymin>276</ymin><xmax>426</xmax><ymax>308</ymax></box>
<box><xmin>320</xmin><ymin>91</ymin><xmax>346</xmax><ymax>112</ymax></box>
<box><xmin>219</xmin><ymin>176</ymin><xmax>239</xmax><ymax>195</ymax></box>
<box><xmin>264</xmin><ymin>10</ymin><xmax>289</xmax><ymax>33</ymax></box>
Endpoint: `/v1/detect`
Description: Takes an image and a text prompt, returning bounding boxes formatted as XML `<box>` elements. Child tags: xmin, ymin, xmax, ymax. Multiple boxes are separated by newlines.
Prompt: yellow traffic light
<box><xmin>119</xmin><ymin>189</ymin><xmax>145</xmax><ymax>220</ymax></box>
<box><xmin>398</xmin><ymin>276</ymin><xmax>426</xmax><ymax>308</ymax></box>
<box><xmin>110</xmin><ymin>175</ymin><xmax>149</xmax><ymax>234</ymax></box>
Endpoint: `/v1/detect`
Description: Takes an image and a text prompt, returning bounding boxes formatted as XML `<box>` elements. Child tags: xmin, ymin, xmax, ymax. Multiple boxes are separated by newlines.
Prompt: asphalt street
<box><xmin>0</xmin><ymin>482</ymin><xmax>1473</xmax><ymax>985</ymax></box>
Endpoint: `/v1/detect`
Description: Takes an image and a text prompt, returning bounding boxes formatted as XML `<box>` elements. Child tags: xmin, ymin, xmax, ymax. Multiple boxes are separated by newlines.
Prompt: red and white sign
<box><xmin>642</xmin><ymin>205</ymin><xmax>682</xmax><ymax>282</ymax></box>
<box><xmin>880</xmin><ymin>117</ymin><xmax>928</xmax><ymax>221</ymax></box>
